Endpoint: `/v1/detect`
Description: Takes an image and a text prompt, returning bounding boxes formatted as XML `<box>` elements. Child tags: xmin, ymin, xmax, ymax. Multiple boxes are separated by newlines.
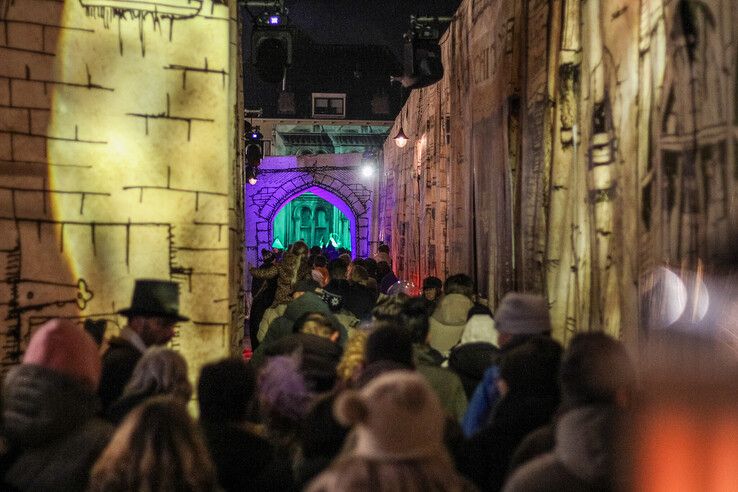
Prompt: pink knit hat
<box><xmin>23</xmin><ymin>319</ymin><xmax>102</xmax><ymax>390</ymax></box>
<box><xmin>334</xmin><ymin>370</ymin><xmax>445</xmax><ymax>460</ymax></box>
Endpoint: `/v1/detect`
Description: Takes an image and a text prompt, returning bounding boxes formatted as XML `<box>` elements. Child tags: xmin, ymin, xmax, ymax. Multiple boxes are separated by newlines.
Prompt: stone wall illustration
<box><xmin>0</xmin><ymin>0</ymin><xmax>243</xmax><ymax>377</ymax></box>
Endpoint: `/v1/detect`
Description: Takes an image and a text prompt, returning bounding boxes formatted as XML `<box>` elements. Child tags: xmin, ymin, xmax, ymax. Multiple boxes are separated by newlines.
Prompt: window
<box><xmin>312</xmin><ymin>93</ymin><xmax>346</xmax><ymax>118</ymax></box>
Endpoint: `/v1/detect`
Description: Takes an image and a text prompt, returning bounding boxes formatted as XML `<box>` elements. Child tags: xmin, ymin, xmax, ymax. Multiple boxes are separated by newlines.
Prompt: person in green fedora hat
<box><xmin>98</xmin><ymin>279</ymin><xmax>189</xmax><ymax>411</ymax></box>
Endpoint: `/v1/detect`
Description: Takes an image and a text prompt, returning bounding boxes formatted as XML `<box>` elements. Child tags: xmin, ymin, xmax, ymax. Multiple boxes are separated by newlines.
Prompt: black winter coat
<box><xmin>98</xmin><ymin>337</ymin><xmax>142</xmax><ymax>410</ymax></box>
<box><xmin>201</xmin><ymin>422</ymin><xmax>296</xmax><ymax>492</ymax></box>
<box><xmin>1</xmin><ymin>365</ymin><xmax>113</xmax><ymax>492</ymax></box>
<box><xmin>458</xmin><ymin>390</ymin><xmax>559</xmax><ymax>492</ymax></box>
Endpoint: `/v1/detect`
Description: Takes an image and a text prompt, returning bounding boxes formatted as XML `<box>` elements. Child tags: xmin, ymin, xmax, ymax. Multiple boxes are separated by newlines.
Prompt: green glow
<box><xmin>272</xmin><ymin>193</ymin><xmax>351</xmax><ymax>250</ymax></box>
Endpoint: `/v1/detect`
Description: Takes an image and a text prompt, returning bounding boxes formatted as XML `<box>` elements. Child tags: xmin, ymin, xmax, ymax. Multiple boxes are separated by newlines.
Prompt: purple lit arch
<box><xmin>245</xmin><ymin>154</ymin><xmax>375</xmax><ymax>287</ymax></box>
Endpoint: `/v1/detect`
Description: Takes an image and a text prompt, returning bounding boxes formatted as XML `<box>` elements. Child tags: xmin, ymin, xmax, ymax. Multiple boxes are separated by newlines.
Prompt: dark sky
<box><xmin>244</xmin><ymin>0</ymin><xmax>461</xmax><ymax>56</ymax></box>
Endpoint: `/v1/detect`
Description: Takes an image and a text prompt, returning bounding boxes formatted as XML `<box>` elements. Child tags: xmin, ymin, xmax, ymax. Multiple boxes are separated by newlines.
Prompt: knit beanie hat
<box><xmin>334</xmin><ymin>370</ymin><xmax>445</xmax><ymax>460</ymax></box>
<box><xmin>460</xmin><ymin>314</ymin><xmax>498</xmax><ymax>346</ymax></box>
<box><xmin>23</xmin><ymin>319</ymin><xmax>101</xmax><ymax>390</ymax></box>
<box><xmin>494</xmin><ymin>293</ymin><xmax>551</xmax><ymax>335</ymax></box>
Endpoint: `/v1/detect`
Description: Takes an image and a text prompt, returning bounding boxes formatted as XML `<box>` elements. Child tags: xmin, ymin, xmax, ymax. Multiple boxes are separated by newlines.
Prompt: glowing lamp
<box><xmin>394</xmin><ymin>127</ymin><xmax>408</xmax><ymax>148</ymax></box>
<box><xmin>245</xmin><ymin>165</ymin><xmax>258</xmax><ymax>185</ymax></box>
<box><xmin>268</xmin><ymin>15</ymin><xmax>281</xmax><ymax>25</ymax></box>
<box><xmin>361</xmin><ymin>164</ymin><xmax>375</xmax><ymax>178</ymax></box>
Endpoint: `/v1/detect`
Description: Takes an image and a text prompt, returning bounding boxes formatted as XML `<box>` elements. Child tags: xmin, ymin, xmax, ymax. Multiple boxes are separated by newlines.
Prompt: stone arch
<box><xmin>252</xmin><ymin>172</ymin><xmax>371</xmax><ymax>259</ymax></box>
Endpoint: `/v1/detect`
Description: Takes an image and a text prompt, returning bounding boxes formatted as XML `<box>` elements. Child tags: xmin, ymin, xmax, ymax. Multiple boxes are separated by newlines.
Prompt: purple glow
<box><xmin>272</xmin><ymin>186</ymin><xmax>358</xmax><ymax>258</ymax></box>
<box><xmin>251</xmin><ymin>133</ymin><xmax>259</xmax><ymax>139</ymax></box>
<box><xmin>268</xmin><ymin>15</ymin><xmax>280</xmax><ymax>25</ymax></box>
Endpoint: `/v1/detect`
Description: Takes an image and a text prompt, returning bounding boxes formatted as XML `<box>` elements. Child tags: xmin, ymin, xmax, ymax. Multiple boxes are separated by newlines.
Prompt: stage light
<box><xmin>252</xmin><ymin>7</ymin><xmax>292</xmax><ymax>83</ymax></box>
<box><xmin>394</xmin><ymin>126</ymin><xmax>408</xmax><ymax>148</ymax></box>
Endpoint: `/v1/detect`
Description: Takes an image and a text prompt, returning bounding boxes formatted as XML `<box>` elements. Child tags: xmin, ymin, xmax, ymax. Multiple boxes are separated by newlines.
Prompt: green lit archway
<box><xmin>272</xmin><ymin>192</ymin><xmax>352</xmax><ymax>252</ymax></box>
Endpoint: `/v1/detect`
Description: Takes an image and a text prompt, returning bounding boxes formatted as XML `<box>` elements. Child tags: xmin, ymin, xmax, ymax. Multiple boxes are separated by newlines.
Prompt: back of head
<box><xmin>300</xmin><ymin>393</ymin><xmax>349</xmax><ymax>460</ymax></box>
<box><xmin>350</xmin><ymin>264</ymin><xmax>369</xmax><ymax>285</ymax></box>
<box><xmin>372</xmin><ymin>295</ymin><xmax>407</xmax><ymax>323</ymax></box>
<box><xmin>378</xmin><ymin>244</ymin><xmax>390</xmax><ymax>254</ymax></box>
<box><xmin>292</xmin><ymin>241</ymin><xmax>309</xmax><ymax>256</ymax></box>
<box><xmin>401</xmin><ymin>297</ymin><xmax>430</xmax><ymax>344</ymax></box>
<box><xmin>89</xmin><ymin>396</ymin><xmax>216</xmax><ymax>492</ymax></box>
<box><xmin>123</xmin><ymin>347</ymin><xmax>191</xmax><ymax>401</ymax></box>
<box><xmin>560</xmin><ymin>332</ymin><xmax>634</xmax><ymax>410</ymax></box>
<box><xmin>365</xmin><ymin>322</ymin><xmax>413</xmax><ymax>367</ymax></box>
<box><xmin>313</xmin><ymin>255</ymin><xmax>328</xmax><ymax>268</ymax></box>
<box><xmin>23</xmin><ymin>318</ymin><xmax>101</xmax><ymax>391</ymax></box>
<box><xmin>363</xmin><ymin>258</ymin><xmax>378</xmax><ymax>279</ymax></box>
<box><xmin>310</xmin><ymin>246</ymin><xmax>322</xmax><ymax>257</ymax></box>
<box><xmin>328</xmin><ymin>259</ymin><xmax>348</xmax><ymax>280</ymax></box>
<box><xmin>258</xmin><ymin>355</ymin><xmax>311</xmax><ymax>424</ymax></box>
<box><xmin>499</xmin><ymin>336</ymin><xmax>562</xmax><ymax>396</ymax></box>
<box><xmin>198</xmin><ymin>358</ymin><xmax>255</xmax><ymax>423</ymax></box>
<box><xmin>443</xmin><ymin>274</ymin><xmax>474</xmax><ymax>299</ymax></box>
<box><xmin>261</xmin><ymin>248</ymin><xmax>275</xmax><ymax>264</ymax></box>
<box><xmin>337</xmin><ymin>331</ymin><xmax>369</xmax><ymax>385</ymax></box>
<box><xmin>376</xmin><ymin>261</ymin><xmax>391</xmax><ymax>277</ymax></box>
<box><xmin>422</xmin><ymin>276</ymin><xmax>443</xmax><ymax>292</ymax></box>
<box><xmin>294</xmin><ymin>312</ymin><xmax>338</xmax><ymax>340</ymax></box>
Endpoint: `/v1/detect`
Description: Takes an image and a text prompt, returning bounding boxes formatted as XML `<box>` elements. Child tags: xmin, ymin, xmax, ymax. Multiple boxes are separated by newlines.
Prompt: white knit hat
<box><xmin>334</xmin><ymin>370</ymin><xmax>445</xmax><ymax>460</ymax></box>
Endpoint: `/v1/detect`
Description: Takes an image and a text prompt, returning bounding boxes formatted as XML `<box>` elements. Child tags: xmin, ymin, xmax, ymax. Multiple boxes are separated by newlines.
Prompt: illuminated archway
<box><xmin>244</xmin><ymin>154</ymin><xmax>374</xmax><ymax>279</ymax></box>
<box><xmin>271</xmin><ymin>187</ymin><xmax>356</xmax><ymax>254</ymax></box>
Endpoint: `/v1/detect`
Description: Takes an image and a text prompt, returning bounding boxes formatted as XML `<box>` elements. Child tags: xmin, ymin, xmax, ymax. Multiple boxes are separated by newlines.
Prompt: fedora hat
<box><xmin>118</xmin><ymin>279</ymin><xmax>189</xmax><ymax>321</ymax></box>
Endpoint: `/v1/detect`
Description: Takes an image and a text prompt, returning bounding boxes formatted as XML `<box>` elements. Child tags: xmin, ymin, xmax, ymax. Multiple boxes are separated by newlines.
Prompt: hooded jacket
<box><xmin>2</xmin><ymin>365</ymin><xmax>113</xmax><ymax>492</ymax></box>
<box><xmin>323</xmin><ymin>279</ymin><xmax>377</xmax><ymax>320</ymax></box>
<box><xmin>428</xmin><ymin>294</ymin><xmax>475</xmax><ymax>355</ymax></box>
<box><xmin>502</xmin><ymin>405</ymin><xmax>618</xmax><ymax>492</ymax></box>
<box><xmin>262</xmin><ymin>292</ymin><xmax>348</xmax><ymax>347</ymax></box>
<box><xmin>449</xmin><ymin>342</ymin><xmax>500</xmax><ymax>399</ymax></box>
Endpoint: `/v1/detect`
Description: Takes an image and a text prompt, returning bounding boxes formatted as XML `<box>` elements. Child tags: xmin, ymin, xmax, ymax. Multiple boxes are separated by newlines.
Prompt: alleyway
<box><xmin>0</xmin><ymin>0</ymin><xmax>737</xmax><ymax>489</ymax></box>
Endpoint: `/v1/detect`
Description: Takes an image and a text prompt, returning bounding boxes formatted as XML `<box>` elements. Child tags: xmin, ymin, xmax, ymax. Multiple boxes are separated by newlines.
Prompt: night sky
<box><xmin>244</xmin><ymin>0</ymin><xmax>461</xmax><ymax>56</ymax></box>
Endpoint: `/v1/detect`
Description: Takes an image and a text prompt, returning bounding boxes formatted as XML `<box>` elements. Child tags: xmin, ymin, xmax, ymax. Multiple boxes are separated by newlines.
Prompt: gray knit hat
<box><xmin>495</xmin><ymin>293</ymin><xmax>551</xmax><ymax>335</ymax></box>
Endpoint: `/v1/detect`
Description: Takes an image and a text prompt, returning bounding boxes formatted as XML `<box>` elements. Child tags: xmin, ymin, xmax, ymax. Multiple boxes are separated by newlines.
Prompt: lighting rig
<box><xmin>393</xmin><ymin>15</ymin><xmax>452</xmax><ymax>90</ymax></box>
<box><xmin>242</xmin><ymin>0</ymin><xmax>293</xmax><ymax>84</ymax></box>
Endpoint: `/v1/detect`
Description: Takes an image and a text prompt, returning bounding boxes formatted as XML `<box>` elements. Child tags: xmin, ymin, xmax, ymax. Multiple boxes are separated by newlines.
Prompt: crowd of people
<box><xmin>0</xmin><ymin>240</ymin><xmax>640</xmax><ymax>491</ymax></box>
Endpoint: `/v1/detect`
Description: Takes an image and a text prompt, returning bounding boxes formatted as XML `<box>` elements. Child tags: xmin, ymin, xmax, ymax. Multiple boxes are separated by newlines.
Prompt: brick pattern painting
<box><xmin>0</xmin><ymin>0</ymin><xmax>243</xmax><ymax>377</ymax></box>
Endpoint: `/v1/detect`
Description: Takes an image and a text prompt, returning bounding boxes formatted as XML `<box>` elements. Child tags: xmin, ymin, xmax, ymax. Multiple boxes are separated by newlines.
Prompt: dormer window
<box><xmin>312</xmin><ymin>93</ymin><xmax>346</xmax><ymax>118</ymax></box>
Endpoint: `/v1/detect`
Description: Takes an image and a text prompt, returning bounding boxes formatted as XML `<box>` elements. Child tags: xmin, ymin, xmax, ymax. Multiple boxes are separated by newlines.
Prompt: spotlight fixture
<box><xmin>391</xmin><ymin>15</ymin><xmax>452</xmax><ymax>90</ymax></box>
<box><xmin>251</xmin><ymin>2</ymin><xmax>292</xmax><ymax>83</ymax></box>
<box><xmin>245</xmin><ymin>124</ymin><xmax>264</xmax><ymax>166</ymax></box>
<box><xmin>394</xmin><ymin>126</ymin><xmax>408</xmax><ymax>148</ymax></box>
